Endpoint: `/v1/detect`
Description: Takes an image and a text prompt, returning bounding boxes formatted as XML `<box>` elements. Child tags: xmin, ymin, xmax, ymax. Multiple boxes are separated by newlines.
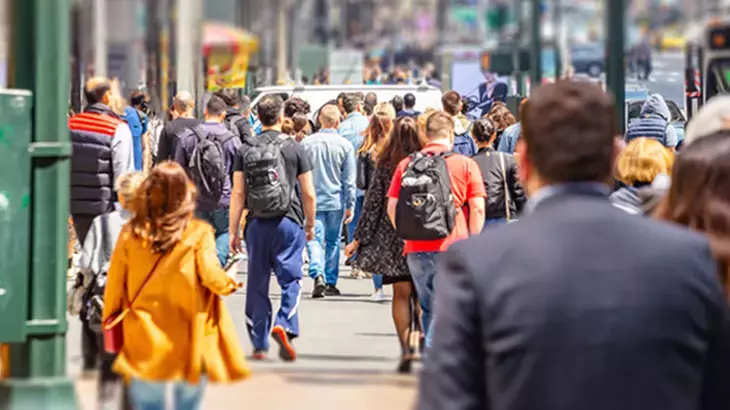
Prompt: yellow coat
<box><xmin>102</xmin><ymin>219</ymin><xmax>250</xmax><ymax>384</ymax></box>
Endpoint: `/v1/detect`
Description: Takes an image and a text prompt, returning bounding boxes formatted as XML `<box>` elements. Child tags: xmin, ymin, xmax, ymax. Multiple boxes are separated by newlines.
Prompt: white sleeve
<box><xmin>112</xmin><ymin>123</ymin><xmax>135</xmax><ymax>180</ymax></box>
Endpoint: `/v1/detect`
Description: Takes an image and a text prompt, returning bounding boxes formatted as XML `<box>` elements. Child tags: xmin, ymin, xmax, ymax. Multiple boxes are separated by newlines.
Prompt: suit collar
<box><xmin>526</xmin><ymin>182</ymin><xmax>611</xmax><ymax>214</ymax></box>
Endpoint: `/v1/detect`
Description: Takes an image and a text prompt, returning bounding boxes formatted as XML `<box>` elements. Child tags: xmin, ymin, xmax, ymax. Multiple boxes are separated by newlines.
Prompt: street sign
<box><xmin>0</xmin><ymin>90</ymin><xmax>32</xmax><ymax>344</ymax></box>
<box><xmin>328</xmin><ymin>49</ymin><xmax>364</xmax><ymax>85</ymax></box>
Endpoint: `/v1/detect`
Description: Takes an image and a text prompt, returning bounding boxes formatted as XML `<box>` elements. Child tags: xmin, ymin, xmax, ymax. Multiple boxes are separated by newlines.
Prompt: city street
<box><xmin>626</xmin><ymin>50</ymin><xmax>685</xmax><ymax>103</ymax></box>
<box><xmin>68</xmin><ymin>257</ymin><xmax>417</xmax><ymax>409</ymax></box>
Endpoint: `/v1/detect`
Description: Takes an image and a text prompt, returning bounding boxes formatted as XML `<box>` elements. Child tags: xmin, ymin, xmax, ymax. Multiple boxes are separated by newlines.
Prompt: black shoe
<box><xmin>324</xmin><ymin>285</ymin><xmax>341</xmax><ymax>296</ymax></box>
<box><xmin>397</xmin><ymin>356</ymin><xmax>413</xmax><ymax>374</ymax></box>
<box><xmin>271</xmin><ymin>325</ymin><xmax>297</xmax><ymax>362</ymax></box>
<box><xmin>312</xmin><ymin>276</ymin><xmax>326</xmax><ymax>299</ymax></box>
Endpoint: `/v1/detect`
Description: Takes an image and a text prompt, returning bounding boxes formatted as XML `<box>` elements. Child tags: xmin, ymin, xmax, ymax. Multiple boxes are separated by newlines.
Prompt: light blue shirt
<box><xmin>301</xmin><ymin>129</ymin><xmax>357</xmax><ymax>212</ymax></box>
<box><xmin>337</xmin><ymin>112</ymin><xmax>370</xmax><ymax>197</ymax></box>
<box><xmin>498</xmin><ymin>122</ymin><xmax>521</xmax><ymax>154</ymax></box>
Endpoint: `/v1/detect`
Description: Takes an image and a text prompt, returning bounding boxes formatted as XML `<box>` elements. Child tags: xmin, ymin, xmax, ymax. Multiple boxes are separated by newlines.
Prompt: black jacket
<box><xmin>156</xmin><ymin>116</ymin><xmax>201</xmax><ymax>163</ymax></box>
<box><xmin>418</xmin><ymin>190</ymin><xmax>730</xmax><ymax>410</ymax></box>
<box><xmin>224</xmin><ymin>108</ymin><xmax>253</xmax><ymax>145</ymax></box>
<box><xmin>471</xmin><ymin>147</ymin><xmax>526</xmax><ymax>219</ymax></box>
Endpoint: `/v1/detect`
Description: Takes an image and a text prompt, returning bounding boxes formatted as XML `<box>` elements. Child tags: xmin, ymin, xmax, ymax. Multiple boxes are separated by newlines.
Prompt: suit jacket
<box><xmin>418</xmin><ymin>187</ymin><xmax>730</xmax><ymax>410</ymax></box>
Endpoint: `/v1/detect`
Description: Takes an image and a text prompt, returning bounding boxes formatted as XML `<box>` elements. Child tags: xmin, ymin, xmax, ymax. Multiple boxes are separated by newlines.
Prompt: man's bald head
<box><xmin>319</xmin><ymin>104</ymin><xmax>341</xmax><ymax>129</ymax></box>
<box><xmin>173</xmin><ymin>91</ymin><xmax>195</xmax><ymax>116</ymax></box>
<box><xmin>84</xmin><ymin>77</ymin><xmax>112</xmax><ymax>105</ymax></box>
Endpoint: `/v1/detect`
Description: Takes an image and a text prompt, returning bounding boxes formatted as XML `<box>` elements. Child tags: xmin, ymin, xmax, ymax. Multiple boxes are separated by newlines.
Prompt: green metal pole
<box><xmin>513</xmin><ymin>0</ymin><xmax>525</xmax><ymax>95</ymax></box>
<box><xmin>0</xmin><ymin>0</ymin><xmax>76</xmax><ymax>408</ymax></box>
<box><xmin>606</xmin><ymin>0</ymin><xmax>626</xmax><ymax>133</ymax></box>
<box><xmin>553</xmin><ymin>0</ymin><xmax>562</xmax><ymax>78</ymax></box>
<box><xmin>530</xmin><ymin>0</ymin><xmax>542</xmax><ymax>88</ymax></box>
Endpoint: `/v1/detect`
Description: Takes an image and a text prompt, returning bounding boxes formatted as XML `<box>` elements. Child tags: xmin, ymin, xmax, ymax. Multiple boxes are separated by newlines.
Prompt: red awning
<box><xmin>202</xmin><ymin>22</ymin><xmax>259</xmax><ymax>57</ymax></box>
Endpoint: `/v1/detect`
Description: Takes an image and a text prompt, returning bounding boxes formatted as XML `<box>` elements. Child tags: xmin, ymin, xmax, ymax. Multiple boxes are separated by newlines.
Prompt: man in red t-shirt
<box><xmin>386</xmin><ymin>111</ymin><xmax>486</xmax><ymax>347</ymax></box>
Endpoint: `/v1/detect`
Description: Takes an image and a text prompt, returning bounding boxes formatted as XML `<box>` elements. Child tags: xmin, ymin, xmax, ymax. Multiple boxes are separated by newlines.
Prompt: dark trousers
<box><xmin>72</xmin><ymin>213</ymin><xmax>97</xmax><ymax>246</ymax></box>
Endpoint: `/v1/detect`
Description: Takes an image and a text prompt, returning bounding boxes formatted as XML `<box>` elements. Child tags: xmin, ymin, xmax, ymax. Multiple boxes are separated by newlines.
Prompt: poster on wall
<box><xmin>206</xmin><ymin>50</ymin><xmax>250</xmax><ymax>91</ymax></box>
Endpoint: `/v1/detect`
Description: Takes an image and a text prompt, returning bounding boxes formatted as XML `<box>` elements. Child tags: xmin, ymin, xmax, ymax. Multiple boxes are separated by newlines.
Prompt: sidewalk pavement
<box><xmin>68</xmin><ymin>255</ymin><xmax>418</xmax><ymax>409</ymax></box>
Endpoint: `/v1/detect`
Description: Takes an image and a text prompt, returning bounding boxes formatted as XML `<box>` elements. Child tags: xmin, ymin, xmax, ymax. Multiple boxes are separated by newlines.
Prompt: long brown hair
<box><xmin>128</xmin><ymin>161</ymin><xmax>197</xmax><ymax>253</ymax></box>
<box><xmin>359</xmin><ymin>102</ymin><xmax>395</xmax><ymax>154</ymax></box>
<box><xmin>656</xmin><ymin>131</ymin><xmax>730</xmax><ymax>296</ymax></box>
<box><xmin>377</xmin><ymin>117</ymin><xmax>422</xmax><ymax>172</ymax></box>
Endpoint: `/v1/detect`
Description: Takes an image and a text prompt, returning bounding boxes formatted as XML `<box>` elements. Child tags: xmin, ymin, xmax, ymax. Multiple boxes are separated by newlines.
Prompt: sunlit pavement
<box><xmin>68</xmin><ymin>253</ymin><xmax>418</xmax><ymax>409</ymax></box>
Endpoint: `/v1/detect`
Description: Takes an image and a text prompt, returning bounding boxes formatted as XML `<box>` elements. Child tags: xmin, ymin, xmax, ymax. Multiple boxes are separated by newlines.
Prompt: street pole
<box><xmin>93</xmin><ymin>0</ymin><xmax>107</xmax><ymax>77</ymax></box>
<box><xmin>530</xmin><ymin>0</ymin><xmax>542</xmax><ymax>88</ymax></box>
<box><xmin>513</xmin><ymin>0</ymin><xmax>524</xmax><ymax>95</ymax></box>
<box><xmin>605</xmin><ymin>0</ymin><xmax>626</xmax><ymax>133</ymax></box>
<box><xmin>553</xmin><ymin>0</ymin><xmax>562</xmax><ymax>78</ymax></box>
<box><xmin>1</xmin><ymin>0</ymin><xmax>76</xmax><ymax>407</ymax></box>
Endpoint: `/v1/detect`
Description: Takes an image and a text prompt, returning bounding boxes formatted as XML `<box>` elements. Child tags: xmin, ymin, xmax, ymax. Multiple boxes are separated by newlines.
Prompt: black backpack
<box><xmin>188</xmin><ymin>126</ymin><xmax>234</xmax><ymax>204</ymax></box>
<box><xmin>243</xmin><ymin>133</ymin><xmax>292</xmax><ymax>219</ymax></box>
<box><xmin>395</xmin><ymin>152</ymin><xmax>457</xmax><ymax>240</ymax></box>
<box><xmin>224</xmin><ymin>114</ymin><xmax>245</xmax><ymax>140</ymax></box>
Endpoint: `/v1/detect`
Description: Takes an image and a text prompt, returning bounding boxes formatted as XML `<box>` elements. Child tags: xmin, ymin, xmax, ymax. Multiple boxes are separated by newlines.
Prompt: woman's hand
<box><xmin>344</xmin><ymin>241</ymin><xmax>359</xmax><ymax>258</ymax></box>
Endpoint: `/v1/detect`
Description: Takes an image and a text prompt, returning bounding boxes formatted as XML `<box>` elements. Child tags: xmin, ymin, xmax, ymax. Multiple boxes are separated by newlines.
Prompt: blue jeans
<box><xmin>407</xmin><ymin>252</ymin><xmax>441</xmax><ymax>348</ymax></box>
<box><xmin>306</xmin><ymin>219</ymin><xmax>325</xmax><ymax>279</ymax></box>
<box><xmin>127</xmin><ymin>378</ymin><xmax>205</xmax><ymax>410</ymax></box>
<box><xmin>197</xmin><ymin>208</ymin><xmax>229</xmax><ymax>266</ymax></box>
<box><xmin>316</xmin><ymin>209</ymin><xmax>345</xmax><ymax>286</ymax></box>
<box><xmin>372</xmin><ymin>273</ymin><xmax>383</xmax><ymax>291</ymax></box>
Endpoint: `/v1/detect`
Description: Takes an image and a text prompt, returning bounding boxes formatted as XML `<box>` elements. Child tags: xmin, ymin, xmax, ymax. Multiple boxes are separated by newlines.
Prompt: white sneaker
<box><xmin>370</xmin><ymin>290</ymin><xmax>386</xmax><ymax>302</ymax></box>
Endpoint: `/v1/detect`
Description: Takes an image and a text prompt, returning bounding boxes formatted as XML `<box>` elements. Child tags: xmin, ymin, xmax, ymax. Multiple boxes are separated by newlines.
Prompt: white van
<box><xmin>249</xmin><ymin>84</ymin><xmax>444</xmax><ymax>119</ymax></box>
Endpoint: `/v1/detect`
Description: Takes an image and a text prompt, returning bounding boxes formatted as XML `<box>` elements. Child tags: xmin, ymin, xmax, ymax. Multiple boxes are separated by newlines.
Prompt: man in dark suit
<box><xmin>418</xmin><ymin>81</ymin><xmax>730</xmax><ymax>410</ymax></box>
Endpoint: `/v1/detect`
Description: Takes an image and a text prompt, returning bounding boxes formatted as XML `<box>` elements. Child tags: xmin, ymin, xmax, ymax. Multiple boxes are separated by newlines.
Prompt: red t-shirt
<box><xmin>387</xmin><ymin>142</ymin><xmax>486</xmax><ymax>254</ymax></box>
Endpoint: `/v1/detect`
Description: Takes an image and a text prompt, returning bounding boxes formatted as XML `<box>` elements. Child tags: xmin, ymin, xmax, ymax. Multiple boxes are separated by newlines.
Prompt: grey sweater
<box><xmin>79</xmin><ymin>209</ymin><xmax>131</xmax><ymax>281</ymax></box>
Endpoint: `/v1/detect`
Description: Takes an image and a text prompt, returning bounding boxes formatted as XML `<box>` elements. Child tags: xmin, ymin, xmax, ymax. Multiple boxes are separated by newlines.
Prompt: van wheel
<box><xmin>588</xmin><ymin>64</ymin><xmax>602</xmax><ymax>78</ymax></box>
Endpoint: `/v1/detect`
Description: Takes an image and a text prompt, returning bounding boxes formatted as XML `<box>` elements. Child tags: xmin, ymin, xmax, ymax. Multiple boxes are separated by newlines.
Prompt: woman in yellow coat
<box><xmin>103</xmin><ymin>161</ymin><xmax>250</xmax><ymax>409</ymax></box>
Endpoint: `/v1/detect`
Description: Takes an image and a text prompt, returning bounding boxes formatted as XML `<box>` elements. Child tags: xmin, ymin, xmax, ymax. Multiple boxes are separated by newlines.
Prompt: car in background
<box><xmin>626</xmin><ymin>97</ymin><xmax>686</xmax><ymax>146</ymax></box>
<box><xmin>570</xmin><ymin>44</ymin><xmax>605</xmax><ymax>78</ymax></box>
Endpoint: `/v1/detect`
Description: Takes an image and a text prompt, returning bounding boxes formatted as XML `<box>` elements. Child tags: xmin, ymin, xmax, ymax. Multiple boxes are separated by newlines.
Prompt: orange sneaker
<box><xmin>252</xmin><ymin>350</ymin><xmax>267</xmax><ymax>360</ymax></box>
<box><xmin>271</xmin><ymin>326</ymin><xmax>297</xmax><ymax>362</ymax></box>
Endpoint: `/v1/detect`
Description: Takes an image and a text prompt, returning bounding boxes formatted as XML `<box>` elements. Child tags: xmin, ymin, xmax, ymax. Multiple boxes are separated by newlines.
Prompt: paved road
<box><xmin>68</xmin><ymin>255</ymin><xmax>418</xmax><ymax>409</ymax></box>
<box><xmin>626</xmin><ymin>51</ymin><xmax>685</xmax><ymax>103</ymax></box>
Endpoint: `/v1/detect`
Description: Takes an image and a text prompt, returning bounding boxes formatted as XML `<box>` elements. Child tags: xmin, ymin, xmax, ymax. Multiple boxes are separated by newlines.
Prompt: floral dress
<box><xmin>353</xmin><ymin>165</ymin><xmax>410</xmax><ymax>284</ymax></box>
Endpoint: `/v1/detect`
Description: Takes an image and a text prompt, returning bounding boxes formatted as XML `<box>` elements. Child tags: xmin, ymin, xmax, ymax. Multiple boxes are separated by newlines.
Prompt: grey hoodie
<box><xmin>626</xmin><ymin>94</ymin><xmax>677</xmax><ymax>148</ymax></box>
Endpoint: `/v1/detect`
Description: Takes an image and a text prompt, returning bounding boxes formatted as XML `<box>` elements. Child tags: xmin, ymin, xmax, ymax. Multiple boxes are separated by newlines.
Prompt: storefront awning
<box><xmin>202</xmin><ymin>22</ymin><xmax>260</xmax><ymax>57</ymax></box>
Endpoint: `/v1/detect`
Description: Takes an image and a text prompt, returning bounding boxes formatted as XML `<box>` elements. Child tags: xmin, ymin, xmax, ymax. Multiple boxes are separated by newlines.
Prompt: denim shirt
<box><xmin>301</xmin><ymin>129</ymin><xmax>357</xmax><ymax>212</ymax></box>
<box><xmin>526</xmin><ymin>182</ymin><xmax>611</xmax><ymax>215</ymax></box>
<box><xmin>497</xmin><ymin>122</ymin><xmax>521</xmax><ymax>154</ymax></box>
<box><xmin>338</xmin><ymin>112</ymin><xmax>370</xmax><ymax>197</ymax></box>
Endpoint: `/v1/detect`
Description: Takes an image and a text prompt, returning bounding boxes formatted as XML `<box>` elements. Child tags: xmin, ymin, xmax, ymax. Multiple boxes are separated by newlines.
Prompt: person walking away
<box><xmin>391</xmin><ymin>95</ymin><xmax>405</xmax><ymax>115</ymax></box>
<box><xmin>102</xmin><ymin>162</ymin><xmax>249</xmax><ymax>410</ymax></box>
<box><xmin>301</xmin><ymin>105</ymin><xmax>356</xmax><ymax>297</ymax></box>
<box><xmin>76</xmin><ymin>172</ymin><xmax>144</xmax><ymax>409</ymax></box>
<box><xmin>69</xmin><ymin>77</ymin><xmax>135</xmax><ymax>261</ymax></box>
<box><xmin>497</xmin><ymin>98</ymin><xmax>528</xmax><ymax>154</ymax></box>
<box><xmin>121</xmin><ymin>90</ymin><xmax>149</xmax><ymax>171</ymax></box>
<box><xmin>354</xmin><ymin>102</ymin><xmax>396</xmax><ymax>293</ymax></box>
<box><xmin>364</xmin><ymin>92</ymin><xmax>378</xmax><ymax>113</ymax></box>
<box><xmin>418</xmin><ymin>81</ymin><xmax>730</xmax><ymax>410</ymax></box>
<box><xmin>442</xmin><ymin>90</ymin><xmax>478</xmax><ymax>156</ymax></box>
<box><xmin>228</xmin><ymin>94</ymin><xmax>317</xmax><ymax>361</ymax></box>
<box><xmin>487</xmin><ymin>102</ymin><xmax>517</xmax><ymax>151</ymax></box>
<box><xmin>470</xmin><ymin>118</ymin><xmax>526</xmax><ymax>227</ymax></box>
<box><xmin>345</xmin><ymin>117</ymin><xmax>424</xmax><ymax>372</ymax></box>
<box><xmin>387</xmin><ymin>111</ymin><xmax>486</xmax><ymax>348</ymax></box>
<box><xmin>611</xmin><ymin>138</ymin><xmax>674</xmax><ymax>215</ymax></box>
<box><xmin>215</xmin><ymin>88</ymin><xmax>254</xmax><ymax>144</ymax></box>
<box><xmin>156</xmin><ymin>91</ymin><xmax>200</xmax><ymax>163</ymax></box>
<box><xmin>174</xmin><ymin>95</ymin><xmax>242</xmax><ymax>266</ymax></box>
<box><xmin>397</xmin><ymin>93</ymin><xmax>421</xmax><ymax>118</ymax></box>
<box><xmin>625</xmin><ymin>93</ymin><xmax>678</xmax><ymax>150</ymax></box>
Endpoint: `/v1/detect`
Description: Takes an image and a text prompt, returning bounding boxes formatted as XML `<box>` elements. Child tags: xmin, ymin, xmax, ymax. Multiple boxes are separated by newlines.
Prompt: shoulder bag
<box><xmin>103</xmin><ymin>253</ymin><xmax>166</xmax><ymax>354</ymax></box>
<box><xmin>499</xmin><ymin>153</ymin><xmax>513</xmax><ymax>222</ymax></box>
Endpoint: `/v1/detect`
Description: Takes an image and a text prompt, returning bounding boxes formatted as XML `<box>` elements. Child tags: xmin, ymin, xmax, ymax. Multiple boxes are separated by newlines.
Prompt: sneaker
<box><xmin>271</xmin><ymin>326</ymin><xmax>297</xmax><ymax>362</ymax></box>
<box><xmin>311</xmin><ymin>276</ymin><xmax>326</xmax><ymax>299</ymax></box>
<box><xmin>252</xmin><ymin>350</ymin><xmax>268</xmax><ymax>360</ymax></box>
<box><xmin>370</xmin><ymin>289</ymin><xmax>386</xmax><ymax>302</ymax></box>
<box><xmin>324</xmin><ymin>285</ymin><xmax>341</xmax><ymax>296</ymax></box>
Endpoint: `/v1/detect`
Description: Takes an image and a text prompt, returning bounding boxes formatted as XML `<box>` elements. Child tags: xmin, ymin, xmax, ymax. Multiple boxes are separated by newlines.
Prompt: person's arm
<box><xmin>418</xmin><ymin>244</ymin><xmax>486</xmax><ymax>410</ymax></box>
<box><xmin>156</xmin><ymin>124</ymin><xmax>170</xmax><ymax>163</ymax></box>
<box><xmin>173</xmin><ymin>133</ymin><xmax>190</xmax><ymax>168</ymax></box>
<box><xmin>509</xmin><ymin>157</ymin><xmax>527</xmax><ymax>213</ymax></box>
<box><xmin>386</xmin><ymin>165</ymin><xmax>405</xmax><ymax>228</ymax></box>
<box><xmin>466</xmin><ymin>159</ymin><xmax>486</xmax><ymax>234</ymax></box>
<box><xmin>342</xmin><ymin>145</ymin><xmax>357</xmax><ymax>222</ymax></box>
<box><xmin>111</xmin><ymin>123</ymin><xmax>135</xmax><ymax>177</ymax></box>
<box><xmin>228</xmin><ymin>171</ymin><xmax>246</xmax><ymax>254</ymax></box>
<box><xmin>196</xmin><ymin>225</ymin><xmax>240</xmax><ymax>296</ymax></box>
<box><xmin>102</xmin><ymin>227</ymin><xmax>128</xmax><ymax>320</ymax></box>
<box><xmin>298</xmin><ymin>171</ymin><xmax>316</xmax><ymax>241</ymax></box>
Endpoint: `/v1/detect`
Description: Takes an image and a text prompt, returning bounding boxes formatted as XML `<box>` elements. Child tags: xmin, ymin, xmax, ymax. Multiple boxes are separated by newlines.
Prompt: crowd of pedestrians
<box><xmin>64</xmin><ymin>73</ymin><xmax>730</xmax><ymax>409</ymax></box>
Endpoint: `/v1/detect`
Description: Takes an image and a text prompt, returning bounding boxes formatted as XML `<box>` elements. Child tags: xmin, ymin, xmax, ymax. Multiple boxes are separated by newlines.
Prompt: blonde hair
<box><xmin>417</xmin><ymin>108</ymin><xmax>437</xmax><ymax>139</ymax></box>
<box><xmin>359</xmin><ymin>102</ymin><xmax>396</xmax><ymax>154</ymax></box>
<box><xmin>319</xmin><ymin>104</ymin><xmax>341</xmax><ymax>128</ymax></box>
<box><xmin>114</xmin><ymin>171</ymin><xmax>145</xmax><ymax>207</ymax></box>
<box><xmin>615</xmin><ymin>138</ymin><xmax>675</xmax><ymax>186</ymax></box>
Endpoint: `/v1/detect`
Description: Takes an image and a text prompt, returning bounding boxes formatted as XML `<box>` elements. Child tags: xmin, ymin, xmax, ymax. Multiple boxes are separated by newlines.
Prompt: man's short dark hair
<box><xmin>257</xmin><ymin>94</ymin><xmax>284</xmax><ymax>126</ymax></box>
<box><xmin>364</xmin><ymin>92</ymin><xmax>378</xmax><ymax>108</ymax></box>
<box><xmin>404</xmin><ymin>93</ymin><xmax>416</xmax><ymax>109</ymax></box>
<box><xmin>522</xmin><ymin>81</ymin><xmax>617</xmax><ymax>183</ymax></box>
<box><xmin>391</xmin><ymin>95</ymin><xmax>404</xmax><ymax>113</ymax></box>
<box><xmin>343</xmin><ymin>93</ymin><xmax>362</xmax><ymax>114</ymax></box>
<box><xmin>214</xmin><ymin>88</ymin><xmax>242</xmax><ymax>108</ymax></box>
<box><xmin>129</xmin><ymin>90</ymin><xmax>146</xmax><ymax>107</ymax></box>
<box><xmin>206</xmin><ymin>95</ymin><xmax>227</xmax><ymax>117</ymax></box>
<box><xmin>442</xmin><ymin>90</ymin><xmax>462</xmax><ymax>116</ymax></box>
<box><xmin>84</xmin><ymin>78</ymin><xmax>111</xmax><ymax>105</ymax></box>
<box><xmin>337</xmin><ymin>92</ymin><xmax>347</xmax><ymax>104</ymax></box>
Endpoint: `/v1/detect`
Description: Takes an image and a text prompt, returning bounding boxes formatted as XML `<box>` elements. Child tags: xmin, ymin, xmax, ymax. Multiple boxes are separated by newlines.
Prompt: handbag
<box><xmin>356</xmin><ymin>151</ymin><xmax>372</xmax><ymax>191</ymax></box>
<box><xmin>103</xmin><ymin>253</ymin><xmax>166</xmax><ymax>354</ymax></box>
<box><xmin>499</xmin><ymin>153</ymin><xmax>515</xmax><ymax>222</ymax></box>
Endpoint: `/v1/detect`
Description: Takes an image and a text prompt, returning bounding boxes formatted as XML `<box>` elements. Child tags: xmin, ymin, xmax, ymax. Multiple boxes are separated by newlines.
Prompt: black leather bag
<box><xmin>356</xmin><ymin>152</ymin><xmax>373</xmax><ymax>191</ymax></box>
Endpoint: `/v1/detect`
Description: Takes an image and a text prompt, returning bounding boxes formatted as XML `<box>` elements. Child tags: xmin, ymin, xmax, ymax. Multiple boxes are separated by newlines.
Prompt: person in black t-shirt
<box><xmin>156</xmin><ymin>91</ymin><xmax>201</xmax><ymax>163</ymax></box>
<box><xmin>228</xmin><ymin>94</ymin><xmax>316</xmax><ymax>362</ymax></box>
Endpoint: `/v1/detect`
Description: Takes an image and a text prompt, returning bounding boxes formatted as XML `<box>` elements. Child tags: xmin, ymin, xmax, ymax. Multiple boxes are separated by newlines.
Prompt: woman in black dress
<box><xmin>345</xmin><ymin>117</ymin><xmax>422</xmax><ymax>373</ymax></box>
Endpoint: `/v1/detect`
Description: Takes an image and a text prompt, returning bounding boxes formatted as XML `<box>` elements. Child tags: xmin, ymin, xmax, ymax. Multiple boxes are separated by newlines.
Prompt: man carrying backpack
<box><xmin>215</xmin><ymin>88</ymin><xmax>254</xmax><ymax>144</ymax></box>
<box><xmin>228</xmin><ymin>94</ymin><xmax>317</xmax><ymax>362</ymax></box>
<box><xmin>174</xmin><ymin>95</ymin><xmax>242</xmax><ymax>266</ymax></box>
<box><xmin>387</xmin><ymin>111</ymin><xmax>485</xmax><ymax>348</ymax></box>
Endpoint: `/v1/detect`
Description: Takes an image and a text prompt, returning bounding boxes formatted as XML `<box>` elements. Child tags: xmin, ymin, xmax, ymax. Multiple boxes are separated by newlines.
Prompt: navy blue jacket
<box><xmin>419</xmin><ymin>188</ymin><xmax>730</xmax><ymax>410</ymax></box>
